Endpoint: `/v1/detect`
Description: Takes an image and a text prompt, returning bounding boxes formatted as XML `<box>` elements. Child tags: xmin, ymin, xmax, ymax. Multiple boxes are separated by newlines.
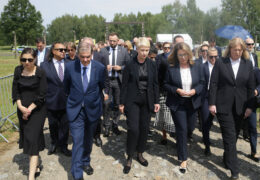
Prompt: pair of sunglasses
<box><xmin>55</xmin><ymin>48</ymin><xmax>67</xmax><ymax>52</ymax></box>
<box><xmin>20</xmin><ymin>58</ymin><xmax>34</xmax><ymax>62</ymax></box>
<box><xmin>209</xmin><ymin>56</ymin><xmax>218</xmax><ymax>59</ymax></box>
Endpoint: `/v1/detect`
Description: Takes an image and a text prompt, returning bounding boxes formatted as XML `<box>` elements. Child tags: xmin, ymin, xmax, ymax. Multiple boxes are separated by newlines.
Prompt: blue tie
<box><xmin>83</xmin><ymin>67</ymin><xmax>88</xmax><ymax>92</ymax></box>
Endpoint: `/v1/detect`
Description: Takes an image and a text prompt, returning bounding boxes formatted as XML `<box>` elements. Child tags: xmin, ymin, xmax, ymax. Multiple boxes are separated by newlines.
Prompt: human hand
<box><xmin>107</xmin><ymin>65</ymin><xmax>112</xmax><ymax>71</ymax></box>
<box><xmin>209</xmin><ymin>105</ymin><xmax>217</xmax><ymax>116</ymax></box>
<box><xmin>112</xmin><ymin>65</ymin><xmax>121</xmax><ymax>71</ymax></box>
<box><xmin>244</xmin><ymin>108</ymin><xmax>252</xmax><ymax>119</ymax></box>
<box><xmin>119</xmin><ymin>104</ymin><xmax>124</xmax><ymax>114</ymax></box>
<box><xmin>154</xmin><ymin>104</ymin><xmax>160</xmax><ymax>113</ymax></box>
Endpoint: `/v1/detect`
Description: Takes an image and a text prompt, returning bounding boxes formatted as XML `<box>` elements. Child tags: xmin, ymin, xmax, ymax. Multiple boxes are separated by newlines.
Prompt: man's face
<box><xmin>208</xmin><ymin>50</ymin><xmax>218</xmax><ymax>65</ymax></box>
<box><xmin>201</xmin><ymin>45</ymin><xmax>209</xmax><ymax>59</ymax></box>
<box><xmin>109</xmin><ymin>35</ymin><xmax>119</xmax><ymax>48</ymax></box>
<box><xmin>36</xmin><ymin>42</ymin><xmax>45</xmax><ymax>51</ymax></box>
<box><xmin>79</xmin><ymin>51</ymin><xmax>92</xmax><ymax>66</ymax></box>
<box><xmin>52</xmin><ymin>43</ymin><xmax>66</xmax><ymax>60</ymax></box>
<box><xmin>149</xmin><ymin>53</ymin><xmax>157</xmax><ymax>61</ymax></box>
<box><xmin>173</xmin><ymin>37</ymin><xmax>184</xmax><ymax>46</ymax></box>
<box><xmin>246</xmin><ymin>38</ymin><xmax>254</xmax><ymax>52</ymax></box>
<box><xmin>209</xmin><ymin>41</ymin><xmax>216</xmax><ymax>47</ymax></box>
<box><xmin>163</xmin><ymin>43</ymin><xmax>171</xmax><ymax>54</ymax></box>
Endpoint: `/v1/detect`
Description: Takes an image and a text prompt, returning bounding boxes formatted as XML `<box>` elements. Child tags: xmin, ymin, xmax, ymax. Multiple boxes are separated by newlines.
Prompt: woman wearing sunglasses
<box><xmin>12</xmin><ymin>48</ymin><xmax>47</xmax><ymax>180</ymax></box>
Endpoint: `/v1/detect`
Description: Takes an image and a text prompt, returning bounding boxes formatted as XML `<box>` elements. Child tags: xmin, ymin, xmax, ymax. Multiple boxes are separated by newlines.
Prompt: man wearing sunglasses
<box><xmin>245</xmin><ymin>38</ymin><xmax>258</xmax><ymax>67</ymax></box>
<box><xmin>196</xmin><ymin>42</ymin><xmax>209</xmax><ymax>64</ymax></box>
<box><xmin>41</xmin><ymin>42</ymin><xmax>71</xmax><ymax>157</ymax></box>
<box><xmin>201</xmin><ymin>47</ymin><xmax>218</xmax><ymax>156</ymax></box>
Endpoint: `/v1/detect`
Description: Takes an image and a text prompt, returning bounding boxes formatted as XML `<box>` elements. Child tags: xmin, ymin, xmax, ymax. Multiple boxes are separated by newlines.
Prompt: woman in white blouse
<box><xmin>164</xmin><ymin>42</ymin><xmax>205</xmax><ymax>173</ymax></box>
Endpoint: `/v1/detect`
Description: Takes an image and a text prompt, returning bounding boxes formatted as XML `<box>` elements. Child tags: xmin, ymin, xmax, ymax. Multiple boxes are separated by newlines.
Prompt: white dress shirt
<box><xmin>37</xmin><ymin>48</ymin><xmax>46</xmax><ymax>66</ymax></box>
<box><xmin>180</xmin><ymin>67</ymin><xmax>192</xmax><ymax>97</ymax></box>
<box><xmin>53</xmin><ymin>58</ymin><xmax>65</xmax><ymax>75</ymax></box>
<box><xmin>250</xmin><ymin>53</ymin><xmax>255</xmax><ymax>67</ymax></box>
<box><xmin>207</xmin><ymin>61</ymin><xmax>214</xmax><ymax>90</ymax></box>
<box><xmin>230</xmin><ymin>58</ymin><xmax>241</xmax><ymax>79</ymax></box>
<box><xmin>109</xmin><ymin>46</ymin><xmax>118</xmax><ymax>77</ymax></box>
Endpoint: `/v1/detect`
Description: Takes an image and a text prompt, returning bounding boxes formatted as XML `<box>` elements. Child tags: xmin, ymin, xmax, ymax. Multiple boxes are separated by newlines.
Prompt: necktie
<box><xmin>112</xmin><ymin>48</ymin><xmax>115</xmax><ymax>77</ymax></box>
<box><xmin>83</xmin><ymin>67</ymin><xmax>88</xmax><ymax>92</ymax></box>
<box><xmin>58</xmin><ymin>61</ymin><xmax>64</xmax><ymax>81</ymax></box>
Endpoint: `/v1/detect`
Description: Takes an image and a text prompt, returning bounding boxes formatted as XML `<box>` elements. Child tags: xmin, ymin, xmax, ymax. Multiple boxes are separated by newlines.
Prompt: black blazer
<box><xmin>252</xmin><ymin>52</ymin><xmax>258</xmax><ymax>67</ymax></box>
<box><xmin>164</xmin><ymin>63</ymin><xmax>205</xmax><ymax>112</ymax></box>
<box><xmin>156</xmin><ymin>53</ymin><xmax>169</xmax><ymax>91</ymax></box>
<box><xmin>120</xmin><ymin>57</ymin><xmax>159</xmax><ymax>112</ymax></box>
<box><xmin>209</xmin><ymin>57</ymin><xmax>255</xmax><ymax>115</ymax></box>
<box><xmin>201</xmin><ymin>61</ymin><xmax>211</xmax><ymax>100</ymax></box>
<box><xmin>40</xmin><ymin>59</ymin><xmax>69</xmax><ymax>110</ymax></box>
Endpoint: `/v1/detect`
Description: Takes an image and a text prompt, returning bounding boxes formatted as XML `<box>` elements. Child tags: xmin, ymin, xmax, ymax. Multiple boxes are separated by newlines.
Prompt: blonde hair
<box><xmin>223</xmin><ymin>37</ymin><xmax>249</xmax><ymax>59</ymax></box>
<box><xmin>124</xmin><ymin>40</ymin><xmax>133</xmax><ymax>50</ymax></box>
<box><xmin>168</xmin><ymin>42</ymin><xmax>194</xmax><ymax>66</ymax></box>
<box><xmin>136</xmin><ymin>37</ymin><xmax>150</xmax><ymax>49</ymax></box>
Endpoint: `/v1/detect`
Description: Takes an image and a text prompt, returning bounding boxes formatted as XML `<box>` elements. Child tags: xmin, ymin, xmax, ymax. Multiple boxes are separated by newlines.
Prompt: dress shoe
<box><xmin>34</xmin><ymin>163</ymin><xmax>43</xmax><ymax>178</ymax></box>
<box><xmin>123</xmin><ymin>165</ymin><xmax>131</xmax><ymax>174</ymax></box>
<box><xmin>249</xmin><ymin>154</ymin><xmax>259</xmax><ymax>162</ymax></box>
<box><xmin>73</xmin><ymin>178</ymin><xmax>84</xmax><ymax>180</ymax></box>
<box><xmin>179</xmin><ymin>166</ymin><xmax>187</xmax><ymax>174</ymax></box>
<box><xmin>204</xmin><ymin>147</ymin><xmax>211</xmax><ymax>156</ymax></box>
<box><xmin>137</xmin><ymin>156</ymin><xmax>148</xmax><ymax>167</ymax></box>
<box><xmin>103</xmin><ymin>128</ymin><xmax>110</xmax><ymax>137</ymax></box>
<box><xmin>160</xmin><ymin>139</ymin><xmax>167</xmax><ymax>145</ymax></box>
<box><xmin>112</xmin><ymin>126</ymin><xmax>121</xmax><ymax>135</ymax></box>
<box><xmin>61</xmin><ymin>148</ymin><xmax>72</xmax><ymax>157</ymax></box>
<box><xmin>47</xmin><ymin>144</ymin><xmax>56</xmax><ymax>155</ymax></box>
<box><xmin>94</xmin><ymin>137</ymin><xmax>102</xmax><ymax>147</ymax></box>
<box><xmin>83</xmin><ymin>165</ymin><xmax>93</xmax><ymax>175</ymax></box>
<box><xmin>230</xmin><ymin>174</ymin><xmax>239</xmax><ymax>180</ymax></box>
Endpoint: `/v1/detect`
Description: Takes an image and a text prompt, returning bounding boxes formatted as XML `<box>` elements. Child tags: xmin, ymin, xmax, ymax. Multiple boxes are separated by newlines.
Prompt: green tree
<box><xmin>0</xmin><ymin>0</ymin><xmax>43</xmax><ymax>45</ymax></box>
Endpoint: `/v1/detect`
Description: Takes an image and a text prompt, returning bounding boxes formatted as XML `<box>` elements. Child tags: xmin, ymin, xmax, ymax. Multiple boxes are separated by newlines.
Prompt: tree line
<box><xmin>0</xmin><ymin>0</ymin><xmax>259</xmax><ymax>46</ymax></box>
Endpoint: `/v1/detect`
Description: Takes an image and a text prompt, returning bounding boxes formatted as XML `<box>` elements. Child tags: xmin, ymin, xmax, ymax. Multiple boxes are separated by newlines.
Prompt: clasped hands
<box><xmin>107</xmin><ymin>65</ymin><xmax>121</xmax><ymax>71</ymax></box>
<box><xmin>19</xmin><ymin>106</ymin><xmax>32</xmax><ymax>120</ymax></box>
<box><xmin>176</xmin><ymin>88</ymin><xmax>196</xmax><ymax>97</ymax></box>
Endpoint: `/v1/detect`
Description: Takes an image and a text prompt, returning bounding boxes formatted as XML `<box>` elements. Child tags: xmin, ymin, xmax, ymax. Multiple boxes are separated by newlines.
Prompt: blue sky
<box><xmin>0</xmin><ymin>0</ymin><xmax>222</xmax><ymax>27</ymax></box>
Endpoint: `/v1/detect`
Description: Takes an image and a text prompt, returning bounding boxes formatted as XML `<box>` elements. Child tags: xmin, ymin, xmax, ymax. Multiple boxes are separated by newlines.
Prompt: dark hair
<box><xmin>20</xmin><ymin>48</ymin><xmax>37</xmax><ymax>60</ymax></box>
<box><xmin>149</xmin><ymin>46</ymin><xmax>158</xmax><ymax>55</ymax></box>
<box><xmin>109</xmin><ymin>32</ymin><xmax>119</xmax><ymax>38</ymax></box>
<box><xmin>35</xmin><ymin>37</ymin><xmax>45</xmax><ymax>44</ymax></box>
<box><xmin>163</xmin><ymin>42</ymin><xmax>171</xmax><ymax>47</ymax></box>
<box><xmin>48</xmin><ymin>42</ymin><xmax>64</xmax><ymax>61</ymax></box>
<box><xmin>209</xmin><ymin>37</ymin><xmax>216</xmax><ymax>43</ymax></box>
<box><xmin>173</xmin><ymin>35</ymin><xmax>184</xmax><ymax>43</ymax></box>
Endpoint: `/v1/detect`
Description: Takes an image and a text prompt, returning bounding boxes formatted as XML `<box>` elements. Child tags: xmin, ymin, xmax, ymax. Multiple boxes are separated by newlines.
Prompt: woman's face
<box><xmin>230</xmin><ymin>44</ymin><xmax>243</xmax><ymax>60</ymax></box>
<box><xmin>137</xmin><ymin>46</ymin><xmax>150</xmax><ymax>61</ymax></box>
<box><xmin>67</xmin><ymin>45</ymin><xmax>76</xmax><ymax>58</ymax></box>
<box><xmin>177</xmin><ymin>49</ymin><xmax>189</xmax><ymax>66</ymax></box>
<box><xmin>20</xmin><ymin>53</ymin><xmax>35</xmax><ymax>69</ymax></box>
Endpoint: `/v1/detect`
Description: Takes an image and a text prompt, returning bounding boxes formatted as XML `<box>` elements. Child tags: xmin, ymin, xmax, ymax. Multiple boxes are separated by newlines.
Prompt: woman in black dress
<box><xmin>12</xmin><ymin>48</ymin><xmax>47</xmax><ymax>180</ymax></box>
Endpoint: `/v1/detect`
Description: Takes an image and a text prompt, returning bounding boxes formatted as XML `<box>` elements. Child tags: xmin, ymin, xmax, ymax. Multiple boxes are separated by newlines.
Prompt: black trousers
<box><xmin>47</xmin><ymin>109</ymin><xmax>69</xmax><ymax>149</ymax></box>
<box><xmin>217</xmin><ymin>105</ymin><xmax>243</xmax><ymax>176</ymax></box>
<box><xmin>104</xmin><ymin>78</ymin><xmax>121</xmax><ymax>128</ymax></box>
<box><xmin>126</xmin><ymin>92</ymin><xmax>151</xmax><ymax>157</ymax></box>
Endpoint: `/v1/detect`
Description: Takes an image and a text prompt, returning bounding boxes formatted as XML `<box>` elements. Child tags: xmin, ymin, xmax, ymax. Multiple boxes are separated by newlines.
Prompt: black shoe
<box><xmin>137</xmin><ymin>156</ymin><xmax>148</xmax><ymax>167</ymax></box>
<box><xmin>160</xmin><ymin>139</ymin><xmax>167</xmax><ymax>145</ymax></box>
<box><xmin>73</xmin><ymin>178</ymin><xmax>84</xmax><ymax>180</ymax></box>
<box><xmin>47</xmin><ymin>144</ymin><xmax>56</xmax><ymax>155</ymax></box>
<box><xmin>103</xmin><ymin>128</ymin><xmax>110</xmax><ymax>137</ymax></box>
<box><xmin>94</xmin><ymin>137</ymin><xmax>102</xmax><ymax>147</ymax></box>
<box><xmin>123</xmin><ymin>165</ymin><xmax>131</xmax><ymax>174</ymax></box>
<box><xmin>83</xmin><ymin>165</ymin><xmax>93</xmax><ymax>175</ymax></box>
<box><xmin>34</xmin><ymin>163</ymin><xmax>43</xmax><ymax>178</ymax></box>
<box><xmin>249</xmin><ymin>154</ymin><xmax>259</xmax><ymax>162</ymax></box>
<box><xmin>188</xmin><ymin>136</ymin><xmax>194</xmax><ymax>143</ymax></box>
<box><xmin>112</xmin><ymin>126</ymin><xmax>121</xmax><ymax>135</ymax></box>
<box><xmin>230</xmin><ymin>174</ymin><xmax>239</xmax><ymax>180</ymax></box>
<box><xmin>61</xmin><ymin>148</ymin><xmax>72</xmax><ymax>157</ymax></box>
<box><xmin>148</xmin><ymin>130</ymin><xmax>153</xmax><ymax>137</ymax></box>
<box><xmin>204</xmin><ymin>147</ymin><xmax>211</xmax><ymax>156</ymax></box>
<box><xmin>179</xmin><ymin>166</ymin><xmax>187</xmax><ymax>174</ymax></box>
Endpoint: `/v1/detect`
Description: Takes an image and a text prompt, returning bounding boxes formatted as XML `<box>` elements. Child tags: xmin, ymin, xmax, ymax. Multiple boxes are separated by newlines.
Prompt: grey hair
<box><xmin>81</xmin><ymin>37</ymin><xmax>94</xmax><ymax>46</ymax></box>
<box><xmin>78</xmin><ymin>42</ymin><xmax>93</xmax><ymax>54</ymax></box>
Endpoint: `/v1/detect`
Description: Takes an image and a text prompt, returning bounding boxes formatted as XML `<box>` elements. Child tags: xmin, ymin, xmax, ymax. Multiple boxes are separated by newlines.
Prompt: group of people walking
<box><xmin>12</xmin><ymin>33</ymin><xmax>259</xmax><ymax>180</ymax></box>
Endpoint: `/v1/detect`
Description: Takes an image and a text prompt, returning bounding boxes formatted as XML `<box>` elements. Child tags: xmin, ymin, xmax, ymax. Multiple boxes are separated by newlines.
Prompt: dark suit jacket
<box><xmin>120</xmin><ymin>57</ymin><xmax>159</xmax><ymax>112</ymax></box>
<box><xmin>251</xmin><ymin>52</ymin><xmax>258</xmax><ymax>67</ymax></box>
<box><xmin>63</xmin><ymin>59</ymin><xmax>106</xmax><ymax>122</ymax></box>
<box><xmin>102</xmin><ymin>46</ymin><xmax>130</xmax><ymax>83</ymax></box>
<box><xmin>164</xmin><ymin>63</ymin><xmax>205</xmax><ymax>112</ymax></box>
<box><xmin>209</xmin><ymin>57</ymin><xmax>255</xmax><ymax>115</ymax></box>
<box><xmin>155</xmin><ymin>53</ymin><xmax>169</xmax><ymax>91</ymax></box>
<box><xmin>201</xmin><ymin>61</ymin><xmax>210</xmax><ymax>100</ymax></box>
<box><xmin>40</xmin><ymin>59</ymin><xmax>68</xmax><ymax>110</ymax></box>
<box><xmin>36</xmin><ymin>48</ymin><xmax>50</xmax><ymax>66</ymax></box>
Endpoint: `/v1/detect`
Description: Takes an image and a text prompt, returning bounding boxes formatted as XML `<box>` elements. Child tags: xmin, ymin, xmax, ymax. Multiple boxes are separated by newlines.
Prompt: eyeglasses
<box><xmin>246</xmin><ymin>43</ymin><xmax>254</xmax><ymax>46</ymax></box>
<box><xmin>55</xmin><ymin>48</ymin><xmax>67</xmax><ymax>52</ymax></box>
<box><xmin>67</xmin><ymin>49</ymin><xmax>75</xmax><ymax>52</ymax></box>
<box><xmin>20</xmin><ymin>58</ymin><xmax>34</xmax><ymax>62</ymax></box>
<box><xmin>163</xmin><ymin>47</ymin><xmax>171</xmax><ymax>50</ymax></box>
<box><xmin>209</xmin><ymin>56</ymin><xmax>218</xmax><ymax>59</ymax></box>
<box><xmin>177</xmin><ymin>53</ymin><xmax>188</xmax><ymax>58</ymax></box>
<box><xmin>201</xmin><ymin>49</ymin><xmax>208</xmax><ymax>52</ymax></box>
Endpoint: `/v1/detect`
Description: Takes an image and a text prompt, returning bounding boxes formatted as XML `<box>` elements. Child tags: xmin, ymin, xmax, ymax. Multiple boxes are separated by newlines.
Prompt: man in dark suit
<box><xmin>35</xmin><ymin>37</ymin><xmax>50</xmax><ymax>66</ymax></box>
<box><xmin>64</xmin><ymin>43</ymin><xmax>106</xmax><ymax>180</ymax></box>
<box><xmin>245</xmin><ymin>38</ymin><xmax>258</xmax><ymax>67</ymax></box>
<box><xmin>80</xmin><ymin>37</ymin><xmax>109</xmax><ymax>147</ymax></box>
<box><xmin>201</xmin><ymin>47</ymin><xmax>218</xmax><ymax>156</ymax></box>
<box><xmin>195</xmin><ymin>43</ymin><xmax>209</xmax><ymax>65</ymax></box>
<box><xmin>41</xmin><ymin>42</ymin><xmax>71</xmax><ymax>156</ymax></box>
<box><xmin>209</xmin><ymin>38</ymin><xmax>255</xmax><ymax>179</ymax></box>
<box><xmin>102</xmin><ymin>32</ymin><xmax>130</xmax><ymax>137</ymax></box>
